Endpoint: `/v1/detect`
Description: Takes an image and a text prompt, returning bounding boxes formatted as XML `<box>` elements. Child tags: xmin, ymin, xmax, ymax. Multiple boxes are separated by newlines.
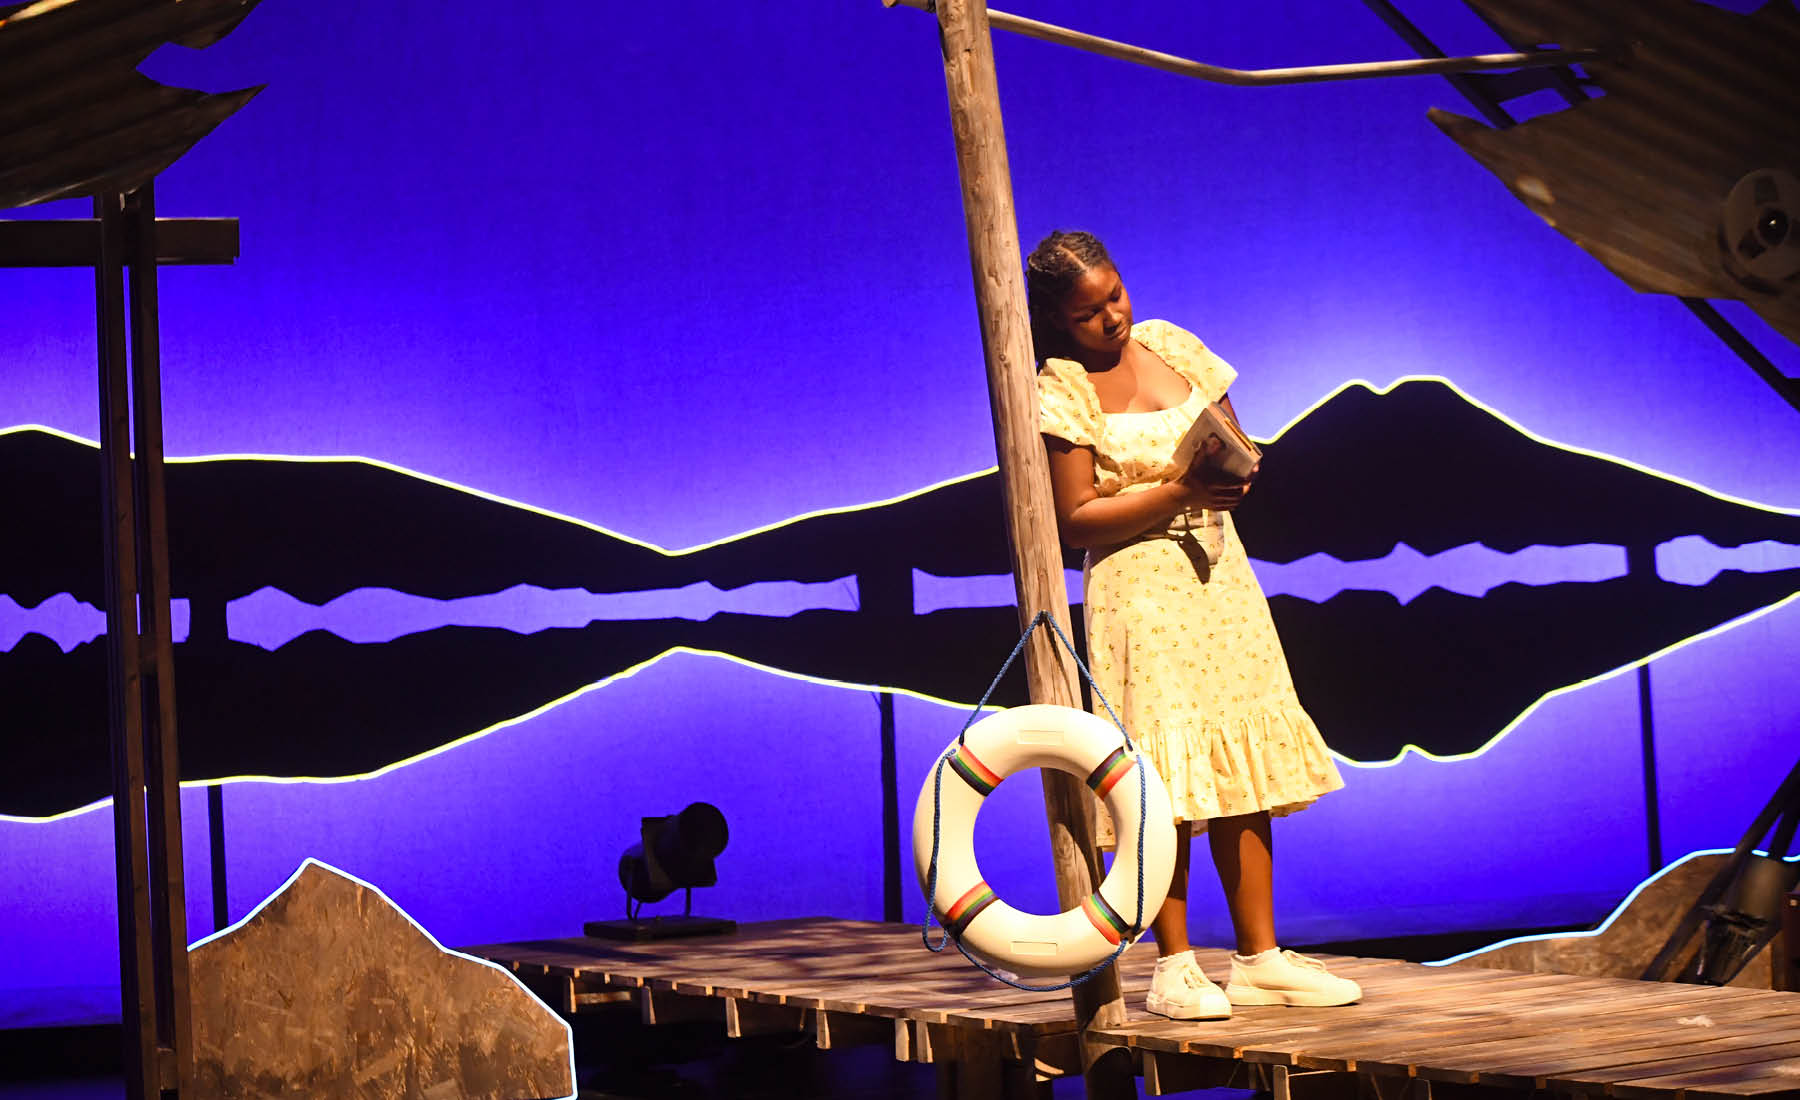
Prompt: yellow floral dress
<box><xmin>1036</xmin><ymin>319</ymin><xmax>1343</xmax><ymax>840</ymax></box>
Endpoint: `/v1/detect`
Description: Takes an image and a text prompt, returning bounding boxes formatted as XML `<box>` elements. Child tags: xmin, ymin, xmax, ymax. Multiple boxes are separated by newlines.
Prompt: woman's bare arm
<box><xmin>1045</xmin><ymin>436</ymin><xmax>1246</xmax><ymax>550</ymax></box>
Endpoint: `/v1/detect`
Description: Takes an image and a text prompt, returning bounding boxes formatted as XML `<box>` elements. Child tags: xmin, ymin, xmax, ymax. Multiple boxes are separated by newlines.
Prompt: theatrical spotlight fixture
<box><xmin>1643</xmin><ymin>757</ymin><xmax>1800</xmax><ymax>986</ymax></box>
<box><xmin>585</xmin><ymin>802</ymin><xmax>735</xmax><ymax>941</ymax></box>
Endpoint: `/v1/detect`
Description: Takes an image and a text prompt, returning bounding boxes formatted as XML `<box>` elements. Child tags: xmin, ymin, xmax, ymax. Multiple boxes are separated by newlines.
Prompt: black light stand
<box><xmin>1643</xmin><ymin>758</ymin><xmax>1800</xmax><ymax>985</ymax></box>
<box><xmin>585</xmin><ymin>802</ymin><xmax>735</xmax><ymax>941</ymax></box>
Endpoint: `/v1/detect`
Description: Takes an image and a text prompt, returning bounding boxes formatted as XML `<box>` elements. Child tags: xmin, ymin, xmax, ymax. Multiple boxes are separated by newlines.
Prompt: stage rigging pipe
<box><xmin>884</xmin><ymin>0</ymin><xmax>1601</xmax><ymax>86</ymax></box>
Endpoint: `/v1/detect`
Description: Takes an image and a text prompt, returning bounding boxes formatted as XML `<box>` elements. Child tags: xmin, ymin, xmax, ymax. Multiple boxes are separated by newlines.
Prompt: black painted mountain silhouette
<box><xmin>1230</xmin><ymin>381</ymin><xmax>1800</xmax><ymax>761</ymax></box>
<box><xmin>1230</xmin><ymin>381</ymin><xmax>1800</xmax><ymax>562</ymax></box>
<box><xmin>3</xmin><ymin>379</ymin><xmax>1797</xmax><ymax>814</ymax></box>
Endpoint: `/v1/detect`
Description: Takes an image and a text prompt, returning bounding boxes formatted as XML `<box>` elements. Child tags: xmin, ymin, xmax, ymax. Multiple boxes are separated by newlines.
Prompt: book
<box><xmin>1172</xmin><ymin>402</ymin><xmax>1262</xmax><ymax>481</ymax></box>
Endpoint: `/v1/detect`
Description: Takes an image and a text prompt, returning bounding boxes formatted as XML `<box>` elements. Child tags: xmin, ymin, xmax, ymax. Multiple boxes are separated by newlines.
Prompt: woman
<box><xmin>1029</xmin><ymin>230</ymin><xmax>1358</xmax><ymax>1020</ymax></box>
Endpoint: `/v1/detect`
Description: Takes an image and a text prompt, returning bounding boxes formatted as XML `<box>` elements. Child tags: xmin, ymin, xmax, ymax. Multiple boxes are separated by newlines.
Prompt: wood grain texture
<box><xmin>1450</xmin><ymin>854</ymin><xmax>1775</xmax><ymax>989</ymax></box>
<box><xmin>469</xmin><ymin>918</ymin><xmax>1800</xmax><ymax>1097</ymax></box>
<box><xmin>192</xmin><ymin>861</ymin><xmax>572</xmax><ymax>1099</ymax></box>
<box><xmin>926</xmin><ymin>0</ymin><xmax>1127</xmax><ymax>1079</ymax></box>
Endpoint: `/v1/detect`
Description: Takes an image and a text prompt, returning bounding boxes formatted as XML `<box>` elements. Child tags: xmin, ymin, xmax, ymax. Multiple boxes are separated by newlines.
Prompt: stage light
<box><xmin>1694</xmin><ymin>852</ymin><xmax>1800</xmax><ymax>985</ymax></box>
<box><xmin>1643</xmin><ymin>759</ymin><xmax>1800</xmax><ymax>985</ymax></box>
<box><xmin>585</xmin><ymin>802</ymin><xmax>735</xmax><ymax>941</ymax></box>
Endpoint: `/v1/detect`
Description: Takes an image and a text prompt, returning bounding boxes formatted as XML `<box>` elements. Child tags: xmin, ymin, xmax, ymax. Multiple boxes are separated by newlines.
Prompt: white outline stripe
<box><xmin>4</xmin><ymin>375</ymin><xmax>1796</xmax><ymax>809</ymax></box>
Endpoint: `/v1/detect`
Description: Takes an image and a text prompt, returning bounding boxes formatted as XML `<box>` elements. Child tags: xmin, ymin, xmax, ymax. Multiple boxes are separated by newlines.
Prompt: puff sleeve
<box><xmin>1035</xmin><ymin>358</ymin><xmax>1103</xmax><ymax>448</ymax></box>
<box><xmin>1139</xmin><ymin>319</ymin><xmax>1237</xmax><ymax>405</ymax></box>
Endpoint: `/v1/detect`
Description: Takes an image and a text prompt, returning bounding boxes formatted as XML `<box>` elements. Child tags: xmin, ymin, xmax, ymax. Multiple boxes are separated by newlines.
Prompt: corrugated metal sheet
<box><xmin>1431</xmin><ymin>0</ymin><xmax>1800</xmax><ymax>346</ymax></box>
<box><xmin>0</xmin><ymin>0</ymin><xmax>263</xmax><ymax>209</ymax></box>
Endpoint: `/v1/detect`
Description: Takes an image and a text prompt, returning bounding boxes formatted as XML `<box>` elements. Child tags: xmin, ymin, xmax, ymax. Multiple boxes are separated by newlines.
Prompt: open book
<box><xmin>1172</xmin><ymin>402</ymin><xmax>1262</xmax><ymax>481</ymax></box>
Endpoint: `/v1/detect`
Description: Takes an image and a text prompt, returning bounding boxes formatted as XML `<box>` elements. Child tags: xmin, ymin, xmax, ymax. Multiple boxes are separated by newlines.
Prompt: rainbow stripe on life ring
<box><xmin>913</xmin><ymin>704</ymin><xmax>1177</xmax><ymax>978</ymax></box>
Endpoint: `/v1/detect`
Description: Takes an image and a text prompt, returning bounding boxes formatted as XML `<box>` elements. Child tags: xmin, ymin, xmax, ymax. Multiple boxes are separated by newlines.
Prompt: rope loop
<box><xmin>956</xmin><ymin>610</ymin><xmax>1133</xmax><ymax>753</ymax></box>
<box><xmin>922</xmin><ymin>609</ymin><xmax>1152</xmax><ymax>991</ymax></box>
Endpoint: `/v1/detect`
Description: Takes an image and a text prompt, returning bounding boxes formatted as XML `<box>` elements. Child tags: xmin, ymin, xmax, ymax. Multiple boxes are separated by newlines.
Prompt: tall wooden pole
<box><xmin>97</xmin><ymin>187</ymin><xmax>162</xmax><ymax>1100</ymax></box>
<box><xmin>929</xmin><ymin>0</ymin><xmax>1133</xmax><ymax>1091</ymax></box>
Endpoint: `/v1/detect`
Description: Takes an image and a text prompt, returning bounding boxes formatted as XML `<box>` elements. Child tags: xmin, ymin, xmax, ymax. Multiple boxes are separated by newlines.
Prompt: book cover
<box><xmin>1173</xmin><ymin>402</ymin><xmax>1261</xmax><ymax>481</ymax></box>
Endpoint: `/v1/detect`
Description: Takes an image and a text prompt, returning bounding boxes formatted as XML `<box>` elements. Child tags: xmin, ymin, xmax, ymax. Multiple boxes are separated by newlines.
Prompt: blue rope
<box><xmin>956</xmin><ymin>611</ymin><xmax>1134</xmax><ymax>754</ymax></box>
<box><xmin>922</xmin><ymin>611</ymin><xmax>1151</xmax><ymax>993</ymax></box>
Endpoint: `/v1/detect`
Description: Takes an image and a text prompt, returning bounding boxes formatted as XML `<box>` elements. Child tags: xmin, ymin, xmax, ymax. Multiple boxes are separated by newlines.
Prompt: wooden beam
<box><xmin>636</xmin><ymin>987</ymin><xmax>723</xmax><ymax>1026</ymax></box>
<box><xmin>96</xmin><ymin>187</ymin><xmax>162</xmax><ymax>1100</ymax></box>
<box><xmin>1144</xmin><ymin>1051</ymin><xmax>1255</xmax><ymax>1096</ymax></box>
<box><xmin>0</xmin><ymin>216</ymin><xmax>239</xmax><ymax>266</ymax></box>
<box><xmin>926</xmin><ymin>0</ymin><xmax>1130</xmax><ymax>1095</ymax></box>
<box><xmin>1780</xmin><ymin>890</ymin><xmax>1798</xmax><ymax>992</ymax></box>
<box><xmin>723</xmin><ymin>997</ymin><xmax>807</xmax><ymax>1038</ymax></box>
<box><xmin>125</xmin><ymin>182</ymin><xmax>194</xmax><ymax>1098</ymax></box>
<box><xmin>814</xmin><ymin>1009</ymin><xmax>894</xmax><ymax>1051</ymax></box>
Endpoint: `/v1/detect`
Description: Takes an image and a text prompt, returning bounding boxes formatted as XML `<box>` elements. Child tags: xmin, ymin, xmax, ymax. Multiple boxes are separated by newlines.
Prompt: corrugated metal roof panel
<box><xmin>0</xmin><ymin>0</ymin><xmax>263</xmax><ymax>209</ymax></box>
<box><xmin>1436</xmin><ymin>0</ymin><xmax>1800</xmax><ymax>345</ymax></box>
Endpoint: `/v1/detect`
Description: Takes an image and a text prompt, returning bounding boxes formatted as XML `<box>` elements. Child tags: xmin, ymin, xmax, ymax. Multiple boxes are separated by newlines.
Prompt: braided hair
<box><xmin>1025</xmin><ymin>230</ymin><xmax>1116</xmax><ymax>366</ymax></box>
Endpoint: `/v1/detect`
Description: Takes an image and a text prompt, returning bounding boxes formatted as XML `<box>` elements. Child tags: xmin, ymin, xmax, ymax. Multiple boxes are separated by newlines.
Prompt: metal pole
<box><xmin>927</xmin><ymin>0</ymin><xmax>1132</xmax><ymax>1092</ymax></box>
<box><xmin>887</xmin><ymin>0</ymin><xmax>1602</xmax><ymax>86</ymax></box>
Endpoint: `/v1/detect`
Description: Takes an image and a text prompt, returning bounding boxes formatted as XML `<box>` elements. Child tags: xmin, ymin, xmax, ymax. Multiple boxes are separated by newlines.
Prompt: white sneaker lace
<box><xmin>1154</xmin><ymin>956</ymin><xmax>1212</xmax><ymax>994</ymax></box>
<box><xmin>1280</xmin><ymin>950</ymin><xmax>1330</xmax><ymax>973</ymax></box>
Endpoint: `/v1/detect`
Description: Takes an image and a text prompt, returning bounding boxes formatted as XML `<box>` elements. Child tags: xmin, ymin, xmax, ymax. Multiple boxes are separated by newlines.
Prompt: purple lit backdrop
<box><xmin>4</xmin><ymin>0</ymin><xmax>1799</xmax><ymax>1027</ymax></box>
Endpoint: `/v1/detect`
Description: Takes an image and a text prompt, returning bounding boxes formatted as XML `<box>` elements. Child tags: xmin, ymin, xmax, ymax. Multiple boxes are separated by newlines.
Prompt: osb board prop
<box><xmin>189</xmin><ymin>859</ymin><xmax>574</xmax><ymax>1099</ymax></box>
<box><xmin>1451</xmin><ymin>853</ymin><xmax>1773</xmax><ymax>989</ymax></box>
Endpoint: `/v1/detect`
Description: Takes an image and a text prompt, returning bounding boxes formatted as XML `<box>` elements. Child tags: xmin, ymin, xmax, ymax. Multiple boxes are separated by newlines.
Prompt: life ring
<box><xmin>913</xmin><ymin>704</ymin><xmax>1177</xmax><ymax>978</ymax></box>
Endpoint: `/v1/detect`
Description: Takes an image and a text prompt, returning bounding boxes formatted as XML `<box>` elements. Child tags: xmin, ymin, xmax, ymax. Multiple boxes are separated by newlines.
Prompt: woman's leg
<box><xmin>1150</xmin><ymin>821</ymin><xmax>1192</xmax><ymax>955</ymax></box>
<box><xmin>1212</xmin><ymin>809</ymin><xmax>1361</xmax><ymax>1005</ymax></box>
<box><xmin>1207</xmin><ymin>810</ymin><xmax>1277</xmax><ymax>956</ymax></box>
<box><xmin>1144</xmin><ymin>821</ymin><xmax>1231</xmax><ymax>1018</ymax></box>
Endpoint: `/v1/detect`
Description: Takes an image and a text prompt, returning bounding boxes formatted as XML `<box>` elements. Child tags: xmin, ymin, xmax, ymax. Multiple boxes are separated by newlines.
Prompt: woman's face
<box><xmin>1054</xmin><ymin>264</ymin><xmax>1133</xmax><ymax>360</ymax></box>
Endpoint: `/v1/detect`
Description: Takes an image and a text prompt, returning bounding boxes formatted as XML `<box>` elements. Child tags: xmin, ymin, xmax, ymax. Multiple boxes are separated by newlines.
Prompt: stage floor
<box><xmin>466</xmin><ymin>918</ymin><xmax>1800</xmax><ymax>1099</ymax></box>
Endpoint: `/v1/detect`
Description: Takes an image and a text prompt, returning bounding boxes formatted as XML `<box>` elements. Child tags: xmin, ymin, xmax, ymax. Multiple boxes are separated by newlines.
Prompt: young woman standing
<box><xmin>1029</xmin><ymin>230</ymin><xmax>1360</xmax><ymax>1020</ymax></box>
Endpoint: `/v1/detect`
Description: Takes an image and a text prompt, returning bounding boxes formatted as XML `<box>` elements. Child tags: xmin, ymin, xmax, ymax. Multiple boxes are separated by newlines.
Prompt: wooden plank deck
<box><xmin>464</xmin><ymin>918</ymin><xmax>1800</xmax><ymax>1099</ymax></box>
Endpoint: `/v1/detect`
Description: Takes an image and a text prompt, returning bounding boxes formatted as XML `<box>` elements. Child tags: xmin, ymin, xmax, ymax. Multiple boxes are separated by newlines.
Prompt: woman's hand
<box><xmin>1178</xmin><ymin>438</ymin><xmax>1256</xmax><ymax>511</ymax></box>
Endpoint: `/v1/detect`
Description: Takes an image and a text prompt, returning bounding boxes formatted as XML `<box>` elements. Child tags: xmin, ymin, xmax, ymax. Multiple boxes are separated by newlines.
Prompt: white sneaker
<box><xmin>1225</xmin><ymin>949</ymin><xmax>1362</xmax><ymax>1007</ymax></box>
<box><xmin>1146</xmin><ymin>950</ymin><xmax>1232</xmax><ymax>1020</ymax></box>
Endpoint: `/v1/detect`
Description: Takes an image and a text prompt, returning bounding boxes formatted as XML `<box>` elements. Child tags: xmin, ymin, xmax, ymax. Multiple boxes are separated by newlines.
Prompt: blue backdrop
<box><xmin>3</xmin><ymin>0</ymin><xmax>1798</xmax><ymax>1029</ymax></box>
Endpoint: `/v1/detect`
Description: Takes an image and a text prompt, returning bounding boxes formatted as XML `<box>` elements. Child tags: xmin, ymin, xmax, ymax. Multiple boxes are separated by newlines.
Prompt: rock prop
<box><xmin>190</xmin><ymin>859</ymin><xmax>573</xmax><ymax>1098</ymax></box>
<box><xmin>1450</xmin><ymin>853</ymin><xmax>1773</xmax><ymax>989</ymax></box>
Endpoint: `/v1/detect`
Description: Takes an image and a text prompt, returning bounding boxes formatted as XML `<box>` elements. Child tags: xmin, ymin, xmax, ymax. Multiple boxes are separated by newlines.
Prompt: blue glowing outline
<box><xmin>186</xmin><ymin>856</ymin><xmax>577</xmax><ymax>1098</ymax></box>
<box><xmin>1427</xmin><ymin>847</ymin><xmax>1800</xmax><ymax>967</ymax></box>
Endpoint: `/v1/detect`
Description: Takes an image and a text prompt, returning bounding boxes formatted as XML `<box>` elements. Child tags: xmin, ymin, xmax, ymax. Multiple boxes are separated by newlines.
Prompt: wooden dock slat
<box><xmin>1611</xmin><ymin>1057</ymin><xmax>1800</xmax><ymax>1100</ymax></box>
<box><xmin>1541</xmin><ymin>1037</ymin><xmax>1800</xmax><ymax>1093</ymax></box>
<box><xmin>464</xmin><ymin>917</ymin><xmax>1800</xmax><ymax>1098</ymax></box>
<box><xmin>1301</xmin><ymin>992</ymin><xmax>1800</xmax><ymax>1079</ymax></box>
<box><xmin>1469</xmin><ymin>1005</ymin><xmax>1800</xmax><ymax>1074</ymax></box>
<box><xmin>1402</xmin><ymin>1002</ymin><xmax>1800</xmax><ymax>1087</ymax></box>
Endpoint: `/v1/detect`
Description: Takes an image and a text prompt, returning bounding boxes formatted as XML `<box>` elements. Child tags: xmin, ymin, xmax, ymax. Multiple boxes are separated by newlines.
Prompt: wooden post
<box><xmin>93</xmin><ymin>184</ymin><xmax>195</xmax><ymax>1099</ymax></box>
<box><xmin>928</xmin><ymin>0</ymin><xmax>1133</xmax><ymax>1093</ymax></box>
<box><xmin>97</xmin><ymin>186</ymin><xmax>164</xmax><ymax>1100</ymax></box>
<box><xmin>125</xmin><ymin>182</ymin><xmax>194</xmax><ymax>1096</ymax></box>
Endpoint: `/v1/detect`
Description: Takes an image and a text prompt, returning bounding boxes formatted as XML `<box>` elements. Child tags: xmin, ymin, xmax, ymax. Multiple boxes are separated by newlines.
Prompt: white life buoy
<box><xmin>913</xmin><ymin>704</ymin><xmax>1176</xmax><ymax>978</ymax></box>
